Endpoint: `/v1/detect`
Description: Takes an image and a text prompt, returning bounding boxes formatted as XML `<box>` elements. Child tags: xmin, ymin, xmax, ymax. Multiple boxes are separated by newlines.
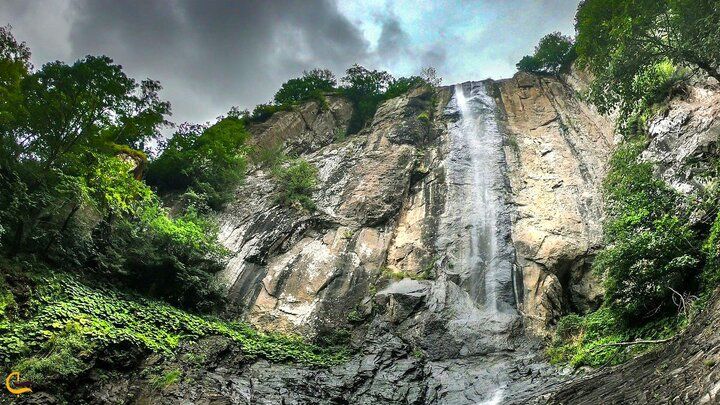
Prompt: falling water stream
<box><xmin>440</xmin><ymin>82</ymin><xmax>517</xmax><ymax>314</ymax></box>
<box><xmin>433</xmin><ymin>82</ymin><xmax>528</xmax><ymax>404</ymax></box>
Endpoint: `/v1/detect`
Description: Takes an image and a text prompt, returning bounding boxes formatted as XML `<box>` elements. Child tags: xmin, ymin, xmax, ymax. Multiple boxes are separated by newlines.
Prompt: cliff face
<box><xmin>86</xmin><ymin>74</ymin><xmax>611</xmax><ymax>404</ymax></box>
<box><xmin>73</xmin><ymin>71</ymin><xmax>720</xmax><ymax>404</ymax></box>
<box><xmin>215</xmin><ymin>72</ymin><xmax>613</xmax><ymax>345</ymax></box>
<box><xmin>498</xmin><ymin>71</ymin><xmax>614</xmax><ymax>337</ymax></box>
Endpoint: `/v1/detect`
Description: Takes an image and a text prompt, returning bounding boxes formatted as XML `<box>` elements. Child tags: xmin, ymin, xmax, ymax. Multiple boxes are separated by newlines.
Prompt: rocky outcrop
<box><xmin>496</xmin><ymin>71</ymin><xmax>614</xmax><ymax>337</ymax></box>
<box><xmin>640</xmin><ymin>85</ymin><xmax>720</xmax><ymax>194</ymax></box>
<box><xmin>217</xmin><ymin>87</ymin><xmax>441</xmax><ymax>337</ymax></box>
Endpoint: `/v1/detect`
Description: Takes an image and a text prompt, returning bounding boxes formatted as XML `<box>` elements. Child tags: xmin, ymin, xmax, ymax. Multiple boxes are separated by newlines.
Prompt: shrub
<box><xmin>595</xmin><ymin>137</ymin><xmax>700</xmax><ymax>322</ymax></box>
<box><xmin>548</xmin><ymin>307</ymin><xmax>684</xmax><ymax>367</ymax></box>
<box><xmin>274</xmin><ymin>159</ymin><xmax>318</xmax><ymax>211</ymax></box>
<box><xmin>86</xmin><ymin>155</ymin><xmax>228</xmax><ymax>311</ymax></box>
<box><xmin>340</xmin><ymin>64</ymin><xmax>394</xmax><ymax>134</ymax></box>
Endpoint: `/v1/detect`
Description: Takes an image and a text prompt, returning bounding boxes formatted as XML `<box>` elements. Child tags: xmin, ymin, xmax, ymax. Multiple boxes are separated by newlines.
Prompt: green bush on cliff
<box><xmin>273</xmin><ymin>68</ymin><xmax>336</xmax><ymax>106</ymax></box>
<box><xmin>595</xmin><ymin>136</ymin><xmax>701</xmax><ymax>322</ymax></box>
<box><xmin>274</xmin><ymin>159</ymin><xmax>319</xmax><ymax>210</ymax></box>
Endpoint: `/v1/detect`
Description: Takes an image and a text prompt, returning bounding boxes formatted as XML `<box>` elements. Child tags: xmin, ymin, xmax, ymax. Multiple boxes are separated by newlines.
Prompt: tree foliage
<box><xmin>0</xmin><ymin>27</ymin><xmax>226</xmax><ymax>311</ymax></box>
<box><xmin>273</xmin><ymin>68</ymin><xmax>336</xmax><ymax>105</ymax></box>
<box><xmin>576</xmin><ymin>0</ymin><xmax>720</xmax><ymax>116</ymax></box>
<box><xmin>146</xmin><ymin>117</ymin><xmax>251</xmax><ymax>210</ymax></box>
<box><xmin>517</xmin><ymin>32</ymin><xmax>576</xmax><ymax>75</ymax></box>
<box><xmin>274</xmin><ymin>159</ymin><xmax>318</xmax><ymax>211</ymax></box>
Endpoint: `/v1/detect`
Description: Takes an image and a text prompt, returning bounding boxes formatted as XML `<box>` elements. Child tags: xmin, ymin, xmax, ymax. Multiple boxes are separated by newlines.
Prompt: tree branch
<box><xmin>598</xmin><ymin>337</ymin><xmax>674</xmax><ymax>348</ymax></box>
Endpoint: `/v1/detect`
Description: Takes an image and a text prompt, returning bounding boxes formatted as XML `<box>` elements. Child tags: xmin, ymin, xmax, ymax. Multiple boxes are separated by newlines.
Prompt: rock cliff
<box><xmin>65</xmin><ymin>71</ymin><xmax>720</xmax><ymax>404</ymax></box>
<box><xmin>498</xmin><ymin>71</ymin><xmax>614</xmax><ymax>338</ymax></box>
<box><xmin>69</xmin><ymin>72</ymin><xmax>617</xmax><ymax>404</ymax></box>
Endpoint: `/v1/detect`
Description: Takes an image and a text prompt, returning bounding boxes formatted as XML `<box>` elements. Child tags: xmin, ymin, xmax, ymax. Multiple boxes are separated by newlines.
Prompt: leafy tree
<box><xmin>340</xmin><ymin>64</ymin><xmax>394</xmax><ymax>134</ymax></box>
<box><xmin>421</xmin><ymin>66</ymin><xmax>442</xmax><ymax>87</ymax></box>
<box><xmin>0</xmin><ymin>25</ymin><xmax>31</xmax><ymax>144</ymax></box>
<box><xmin>13</xmin><ymin>56</ymin><xmax>169</xmax><ymax>171</ymax></box>
<box><xmin>0</xmin><ymin>28</ymin><xmax>227</xmax><ymax>311</ymax></box>
<box><xmin>273</xmin><ymin>68</ymin><xmax>336</xmax><ymax>105</ymax></box>
<box><xmin>575</xmin><ymin>0</ymin><xmax>720</xmax><ymax>115</ymax></box>
<box><xmin>147</xmin><ymin>117</ymin><xmax>250</xmax><ymax>210</ymax></box>
<box><xmin>384</xmin><ymin>76</ymin><xmax>426</xmax><ymax>99</ymax></box>
<box><xmin>0</xmin><ymin>53</ymin><xmax>169</xmax><ymax>254</ymax></box>
<box><xmin>517</xmin><ymin>32</ymin><xmax>576</xmax><ymax>75</ymax></box>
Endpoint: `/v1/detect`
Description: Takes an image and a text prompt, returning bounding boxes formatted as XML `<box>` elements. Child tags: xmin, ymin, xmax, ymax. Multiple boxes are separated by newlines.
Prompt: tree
<box><xmin>421</xmin><ymin>66</ymin><xmax>442</xmax><ymax>87</ymax></box>
<box><xmin>273</xmin><ymin>68</ymin><xmax>336</xmax><ymax>105</ymax></box>
<box><xmin>14</xmin><ymin>56</ymin><xmax>169</xmax><ymax>171</ymax></box>
<box><xmin>0</xmin><ymin>25</ymin><xmax>31</xmax><ymax>165</ymax></box>
<box><xmin>384</xmin><ymin>76</ymin><xmax>426</xmax><ymax>99</ymax></box>
<box><xmin>340</xmin><ymin>64</ymin><xmax>394</xmax><ymax>134</ymax></box>
<box><xmin>575</xmin><ymin>0</ymin><xmax>720</xmax><ymax>115</ymax></box>
<box><xmin>517</xmin><ymin>32</ymin><xmax>576</xmax><ymax>75</ymax></box>
<box><xmin>147</xmin><ymin>117</ymin><xmax>250</xmax><ymax>210</ymax></box>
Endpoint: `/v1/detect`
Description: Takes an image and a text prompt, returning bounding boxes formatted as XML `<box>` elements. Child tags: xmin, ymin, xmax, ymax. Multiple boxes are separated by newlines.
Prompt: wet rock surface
<box><xmin>496</xmin><ymin>71</ymin><xmax>614</xmax><ymax>337</ymax></box>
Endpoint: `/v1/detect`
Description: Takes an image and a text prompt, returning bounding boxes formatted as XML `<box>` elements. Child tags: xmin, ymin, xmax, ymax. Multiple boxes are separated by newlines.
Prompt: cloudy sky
<box><xmin>0</xmin><ymin>0</ymin><xmax>579</xmax><ymax>127</ymax></box>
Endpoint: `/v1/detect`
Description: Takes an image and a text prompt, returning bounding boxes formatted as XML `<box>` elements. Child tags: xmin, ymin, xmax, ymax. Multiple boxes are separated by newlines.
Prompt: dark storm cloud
<box><xmin>375</xmin><ymin>15</ymin><xmax>409</xmax><ymax>62</ymax></box>
<box><xmin>1</xmin><ymin>0</ymin><xmax>371</xmax><ymax>125</ymax></box>
<box><xmin>66</xmin><ymin>0</ymin><xmax>370</xmax><ymax>124</ymax></box>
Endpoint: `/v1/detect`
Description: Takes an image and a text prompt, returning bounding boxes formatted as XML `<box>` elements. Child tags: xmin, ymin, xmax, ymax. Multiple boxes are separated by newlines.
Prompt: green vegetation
<box><xmin>146</xmin><ymin>118</ymin><xmax>251</xmax><ymax>210</ymax></box>
<box><xmin>247</xmin><ymin>64</ymin><xmax>438</xmax><ymax>135</ymax></box>
<box><xmin>517</xmin><ymin>32</ymin><xmax>576</xmax><ymax>75</ymax></box>
<box><xmin>380</xmin><ymin>266</ymin><xmax>432</xmax><ymax>281</ymax></box>
<box><xmin>339</xmin><ymin>65</ymin><xmax>435</xmax><ymax>134</ymax></box>
<box><xmin>273</xmin><ymin>68</ymin><xmax>336</xmax><ymax>106</ymax></box>
<box><xmin>0</xmin><ymin>267</ymin><xmax>346</xmax><ymax>373</ymax></box>
<box><xmin>597</xmin><ymin>137</ymin><xmax>699</xmax><ymax>321</ymax></box>
<box><xmin>15</xmin><ymin>322</ymin><xmax>94</xmax><ymax>387</ymax></box>
<box><xmin>546</xmin><ymin>0</ymin><xmax>720</xmax><ymax>368</ymax></box>
<box><xmin>150</xmin><ymin>368</ymin><xmax>182</xmax><ymax>390</ymax></box>
<box><xmin>274</xmin><ymin>159</ymin><xmax>319</xmax><ymax>211</ymax></box>
<box><xmin>0</xmin><ymin>26</ymin><xmax>226</xmax><ymax>312</ymax></box>
<box><xmin>575</xmin><ymin>0</ymin><xmax>719</xmax><ymax>117</ymax></box>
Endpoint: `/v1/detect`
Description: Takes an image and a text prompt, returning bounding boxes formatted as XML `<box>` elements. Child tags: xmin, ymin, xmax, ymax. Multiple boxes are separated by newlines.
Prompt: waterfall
<box><xmin>439</xmin><ymin>82</ymin><xmax>517</xmax><ymax>314</ymax></box>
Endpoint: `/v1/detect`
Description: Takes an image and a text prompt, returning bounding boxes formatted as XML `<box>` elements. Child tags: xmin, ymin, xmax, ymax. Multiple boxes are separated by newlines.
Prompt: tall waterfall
<box><xmin>439</xmin><ymin>82</ymin><xmax>517</xmax><ymax>314</ymax></box>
